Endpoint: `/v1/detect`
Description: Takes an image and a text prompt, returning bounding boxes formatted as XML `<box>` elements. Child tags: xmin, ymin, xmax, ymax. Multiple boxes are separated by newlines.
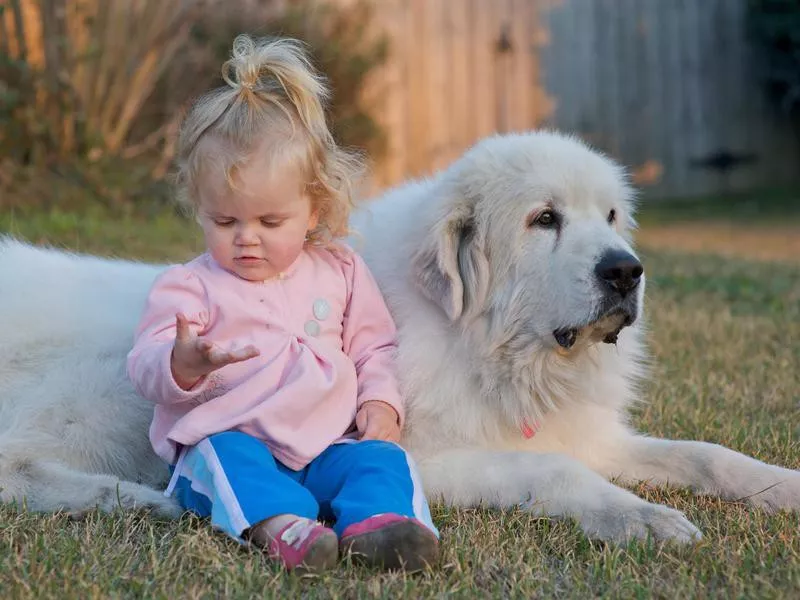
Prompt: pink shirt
<box><xmin>126</xmin><ymin>244</ymin><xmax>402</xmax><ymax>470</ymax></box>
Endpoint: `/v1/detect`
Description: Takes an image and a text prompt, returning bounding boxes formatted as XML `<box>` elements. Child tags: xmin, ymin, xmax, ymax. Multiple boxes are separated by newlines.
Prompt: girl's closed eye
<box><xmin>213</xmin><ymin>217</ymin><xmax>236</xmax><ymax>227</ymax></box>
<box><xmin>260</xmin><ymin>218</ymin><xmax>285</xmax><ymax>228</ymax></box>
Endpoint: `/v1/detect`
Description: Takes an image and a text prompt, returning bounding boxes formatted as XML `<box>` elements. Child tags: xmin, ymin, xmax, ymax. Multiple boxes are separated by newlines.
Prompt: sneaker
<box><xmin>248</xmin><ymin>517</ymin><xmax>338</xmax><ymax>573</ymax></box>
<box><xmin>339</xmin><ymin>513</ymin><xmax>440</xmax><ymax>571</ymax></box>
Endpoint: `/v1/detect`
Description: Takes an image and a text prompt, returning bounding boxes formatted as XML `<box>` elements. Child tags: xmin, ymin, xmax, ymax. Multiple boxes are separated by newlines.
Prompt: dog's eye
<box><xmin>529</xmin><ymin>209</ymin><xmax>558</xmax><ymax>228</ymax></box>
<box><xmin>607</xmin><ymin>209</ymin><xmax>617</xmax><ymax>225</ymax></box>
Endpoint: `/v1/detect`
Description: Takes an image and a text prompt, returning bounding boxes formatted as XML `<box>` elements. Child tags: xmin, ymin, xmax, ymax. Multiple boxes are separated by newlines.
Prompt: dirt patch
<box><xmin>636</xmin><ymin>223</ymin><xmax>800</xmax><ymax>264</ymax></box>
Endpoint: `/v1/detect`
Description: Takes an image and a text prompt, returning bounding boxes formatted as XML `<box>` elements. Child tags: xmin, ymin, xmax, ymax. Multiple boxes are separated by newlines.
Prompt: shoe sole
<box><xmin>341</xmin><ymin>520</ymin><xmax>440</xmax><ymax>572</ymax></box>
<box><xmin>294</xmin><ymin>531</ymin><xmax>339</xmax><ymax>574</ymax></box>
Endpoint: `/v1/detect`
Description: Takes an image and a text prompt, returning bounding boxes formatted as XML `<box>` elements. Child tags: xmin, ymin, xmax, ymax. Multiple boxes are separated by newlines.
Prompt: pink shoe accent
<box><xmin>340</xmin><ymin>513</ymin><xmax>408</xmax><ymax>538</ymax></box>
<box><xmin>340</xmin><ymin>513</ymin><xmax>439</xmax><ymax>571</ymax></box>
<box><xmin>266</xmin><ymin>518</ymin><xmax>338</xmax><ymax>572</ymax></box>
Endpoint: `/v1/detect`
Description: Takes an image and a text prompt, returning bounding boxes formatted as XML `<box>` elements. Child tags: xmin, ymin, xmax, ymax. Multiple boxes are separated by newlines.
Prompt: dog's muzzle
<box><xmin>553</xmin><ymin>250</ymin><xmax>643</xmax><ymax>350</ymax></box>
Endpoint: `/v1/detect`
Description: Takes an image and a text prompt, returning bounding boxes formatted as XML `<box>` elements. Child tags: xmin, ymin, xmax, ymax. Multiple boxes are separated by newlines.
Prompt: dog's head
<box><xmin>412</xmin><ymin>131</ymin><xmax>643</xmax><ymax>358</ymax></box>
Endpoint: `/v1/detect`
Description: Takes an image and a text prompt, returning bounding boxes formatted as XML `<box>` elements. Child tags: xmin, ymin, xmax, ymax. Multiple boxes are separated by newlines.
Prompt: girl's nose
<box><xmin>234</xmin><ymin>225</ymin><xmax>258</xmax><ymax>245</ymax></box>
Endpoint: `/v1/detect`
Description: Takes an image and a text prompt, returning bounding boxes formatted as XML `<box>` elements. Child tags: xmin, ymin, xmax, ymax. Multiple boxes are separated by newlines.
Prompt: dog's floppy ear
<box><xmin>412</xmin><ymin>201</ymin><xmax>489</xmax><ymax>321</ymax></box>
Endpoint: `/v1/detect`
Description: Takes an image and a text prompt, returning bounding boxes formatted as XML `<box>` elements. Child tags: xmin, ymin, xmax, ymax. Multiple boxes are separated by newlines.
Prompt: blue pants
<box><xmin>166</xmin><ymin>431</ymin><xmax>439</xmax><ymax>541</ymax></box>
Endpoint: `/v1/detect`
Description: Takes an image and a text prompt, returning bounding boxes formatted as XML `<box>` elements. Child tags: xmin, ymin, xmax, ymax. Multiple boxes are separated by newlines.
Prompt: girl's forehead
<box><xmin>237</xmin><ymin>153</ymin><xmax>305</xmax><ymax>190</ymax></box>
<box><xmin>193</xmin><ymin>133</ymin><xmax>311</xmax><ymax>209</ymax></box>
<box><xmin>198</xmin><ymin>169</ymin><xmax>308</xmax><ymax>216</ymax></box>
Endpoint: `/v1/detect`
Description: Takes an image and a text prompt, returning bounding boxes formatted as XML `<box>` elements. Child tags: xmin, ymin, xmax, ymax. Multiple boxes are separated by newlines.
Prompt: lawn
<box><xmin>1</xmin><ymin>192</ymin><xmax>799</xmax><ymax>599</ymax></box>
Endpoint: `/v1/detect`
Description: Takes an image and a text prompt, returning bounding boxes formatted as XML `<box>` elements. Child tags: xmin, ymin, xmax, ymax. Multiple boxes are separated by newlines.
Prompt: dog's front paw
<box><xmin>739</xmin><ymin>466</ymin><xmax>800</xmax><ymax>512</ymax></box>
<box><xmin>578</xmin><ymin>499</ymin><xmax>702</xmax><ymax>545</ymax></box>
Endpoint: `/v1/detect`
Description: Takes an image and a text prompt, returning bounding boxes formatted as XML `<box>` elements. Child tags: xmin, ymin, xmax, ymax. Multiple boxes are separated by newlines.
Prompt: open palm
<box><xmin>170</xmin><ymin>312</ymin><xmax>260</xmax><ymax>390</ymax></box>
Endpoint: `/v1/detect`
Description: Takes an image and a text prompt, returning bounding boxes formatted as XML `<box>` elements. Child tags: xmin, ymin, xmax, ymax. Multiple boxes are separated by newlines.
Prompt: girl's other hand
<box><xmin>356</xmin><ymin>400</ymin><xmax>401</xmax><ymax>442</ymax></box>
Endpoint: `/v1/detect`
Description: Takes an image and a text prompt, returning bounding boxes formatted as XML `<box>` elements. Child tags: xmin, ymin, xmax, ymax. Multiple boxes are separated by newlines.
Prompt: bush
<box><xmin>0</xmin><ymin>0</ymin><xmax>387</xmax><ymax>206</ymax></box>
<box><xmin>0</xmin><ymin>1</ymin><xmax>201</xmax><ymax>164</ymax></box>
<box><xmin>186</xmin><ymin>0</ymin><xmax>388</xmax><ymax>163</ymax></box>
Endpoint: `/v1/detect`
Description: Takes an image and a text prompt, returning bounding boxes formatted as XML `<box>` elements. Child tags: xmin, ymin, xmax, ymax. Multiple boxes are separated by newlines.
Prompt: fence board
<box><xmin>539</xmin><ymin>0</ymin><xmax>800</xmax><ymax>198</ymax></box>
<box><xmin>328</xmin><ymin>0</ymin><xmax>800</xmax><ymax>198</ymax></box>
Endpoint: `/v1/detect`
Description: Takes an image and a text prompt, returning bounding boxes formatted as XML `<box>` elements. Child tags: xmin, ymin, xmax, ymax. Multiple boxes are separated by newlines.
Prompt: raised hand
<box><xmin>170</xmin><ymin>312</ymin><xmax>260</xmax><ymax>390</ymax></box>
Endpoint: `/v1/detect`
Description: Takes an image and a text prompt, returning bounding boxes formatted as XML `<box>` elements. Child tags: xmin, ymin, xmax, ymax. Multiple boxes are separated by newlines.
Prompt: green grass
<box><xmin>636</xmin><ymin>187</ymin><xmax>800</xmax><ymax>226</ymax></box>
<box><xmin>1</xmin><ymin>200</ymin><xmax>799</xmax><ymax>599</ymax></box>
<box><xmin>0</xmin><ymin>205</ymin><xmax>203</xmax><ymax>263</ymax></box>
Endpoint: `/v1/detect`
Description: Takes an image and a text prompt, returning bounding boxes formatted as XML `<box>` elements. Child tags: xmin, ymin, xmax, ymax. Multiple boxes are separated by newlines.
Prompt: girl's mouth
<box><xmin>234</xmin><ymin>257</ymin><xmax>264</xmax><ymax>264</ymax></box>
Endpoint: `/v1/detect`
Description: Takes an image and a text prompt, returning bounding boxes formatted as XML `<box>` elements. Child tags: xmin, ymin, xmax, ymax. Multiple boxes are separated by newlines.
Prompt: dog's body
<box><xmin>1</xmin><ymin>131</ymin><xmax>798</xmax><ymax>542</ymax></box>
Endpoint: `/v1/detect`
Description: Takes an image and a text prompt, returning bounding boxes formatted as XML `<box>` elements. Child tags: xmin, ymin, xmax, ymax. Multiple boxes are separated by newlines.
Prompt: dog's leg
<box><xmin>418</xmin><ymin>448</ymin><xmax>702</xmax><ymax>544</ymax></box>
<box><xmin>597</xmin><ymin>435</ymin><xmax>800</xmax><ymax>512</ymax></box>
<box><xmin>0</xmin><ymin>451</ymin><xmax>181</xmax><ymax>518</ymax></box>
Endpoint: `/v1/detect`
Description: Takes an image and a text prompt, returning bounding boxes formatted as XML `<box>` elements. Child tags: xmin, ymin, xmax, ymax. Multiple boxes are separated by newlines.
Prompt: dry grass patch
<box><xmin>2</xmin><ymin>203</ymin><xmax>799</xmax><ymax>598</ymax></box>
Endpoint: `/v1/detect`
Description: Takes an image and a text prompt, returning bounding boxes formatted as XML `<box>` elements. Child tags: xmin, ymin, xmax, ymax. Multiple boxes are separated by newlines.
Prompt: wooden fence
<box><xmin>341</xmin><ymin>0</ymin><xmax>800</xmax><ymax>199</ymax></box>
<box><xmin>5</xmin><ymin>0</ymin><xmax>797</xmax><ymax>199</ymax></box>
<box><xmin>539</xmin><ymin>0</ymin><xmax>800</xmax><ymax>199</ymax></box>
<box><xmin>350</xmin><ymin>0</ymin><xmax>555</xmax><ymax>193</ymax></box>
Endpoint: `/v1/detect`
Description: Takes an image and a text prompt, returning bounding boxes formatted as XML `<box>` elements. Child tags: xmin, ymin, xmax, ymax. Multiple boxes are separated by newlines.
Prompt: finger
<box><xmin>175</xmin><ymin>313</ymin><xmax>192</xmax><ymax>343</ymax></box>
<box><xmin>372</xmin><ymin>422</ymin><xmax>400</xmax><ymax>443</ymax></box>
<box><xmin>361</xmin><ymin>419</ymin><xmax>383</xmax><ymax>441</ymax></box>
<box><xmin>378</xmin><ymin>427</ymin><xmax>397</xmax><ymax>442</ymax></box>
<box><xmin>204</xmin><ymin>345</ymin><xmax>231</xmax><ymax>365</ymax></box>
<box><xmin>227</xmin><ymin>345</ymin><xmax>261</xmax><ymax>362</ymax></box>
<box><xmin>205</xmin><ymin>345</ymin><xmax>258</xmax><ymax>367</ymax></box>
<box><xmin>355</xmin><ymin>408</ymin><xmax>369</xmax><ymax>435</ymax></box>
<box><xmin>196</xmin><ymin>339</ymin><xmax>213</xmax><ymax>356</ymax></box>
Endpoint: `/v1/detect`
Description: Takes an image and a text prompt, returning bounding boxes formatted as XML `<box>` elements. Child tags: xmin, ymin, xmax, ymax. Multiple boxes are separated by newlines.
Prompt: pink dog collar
<box><xmin>521</xmin><ymin>419</ymin><xmax>540</xmax><ymax>439</ymax></box>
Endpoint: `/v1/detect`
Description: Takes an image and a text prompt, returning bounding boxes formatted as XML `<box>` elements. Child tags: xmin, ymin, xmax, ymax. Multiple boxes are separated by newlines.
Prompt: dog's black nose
<box><xmin>595</xmin><ymin>249</ymin><xmax>643</xmax><ymax>297</ymax></box>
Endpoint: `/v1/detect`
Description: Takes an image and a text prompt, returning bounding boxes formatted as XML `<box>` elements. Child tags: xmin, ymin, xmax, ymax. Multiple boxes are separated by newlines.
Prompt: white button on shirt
<box><xmin>304</xmin><ymin>320</ymin><xmax>321</xmax><ymax>337</ymax></box>
<box><xmin>313</xmin><ymin>298</ymin><xmax>331</xmax><ymax>320</ymax></box>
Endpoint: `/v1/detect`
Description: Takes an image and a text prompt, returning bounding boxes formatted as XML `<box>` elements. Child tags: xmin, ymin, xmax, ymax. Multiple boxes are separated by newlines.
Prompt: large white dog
<box><xmin>1</xmin><ymin>131</ymin><xmax>798</xmax><ymax>544</ymax></box>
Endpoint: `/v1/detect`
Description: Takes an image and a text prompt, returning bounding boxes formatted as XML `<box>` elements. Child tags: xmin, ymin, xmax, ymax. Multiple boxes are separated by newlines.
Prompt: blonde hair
<box><xmin>175</xmin><ymin>34</ymin><xmax>363</xmax><ymax>244</ymax></box>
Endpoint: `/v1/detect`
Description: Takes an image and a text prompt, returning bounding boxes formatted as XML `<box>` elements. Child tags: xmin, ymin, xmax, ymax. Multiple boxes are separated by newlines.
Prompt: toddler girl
<box><xmin>127</xmin><ymin>34</ymin><xmax>439</xmax><ymax>573</ymax></box>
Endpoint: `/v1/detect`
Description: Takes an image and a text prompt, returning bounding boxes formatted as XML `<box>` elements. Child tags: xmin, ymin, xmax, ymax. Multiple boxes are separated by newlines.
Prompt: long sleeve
<box><xmin>127</xmin><ymin>265</ymin><xmax>213</xmax><ymax>405</ymax></box>
<box><xmin>341</xmin><ymin>250</ymin><xmax>404</xmax><ymax>425</ymax></box>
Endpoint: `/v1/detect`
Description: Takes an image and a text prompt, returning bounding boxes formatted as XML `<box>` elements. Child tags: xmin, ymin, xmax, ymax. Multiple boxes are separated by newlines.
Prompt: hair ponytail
<box><xmin>221</xmin><ymin>35</ymin><xmax>332</xmax><ymax>146</ymax></box>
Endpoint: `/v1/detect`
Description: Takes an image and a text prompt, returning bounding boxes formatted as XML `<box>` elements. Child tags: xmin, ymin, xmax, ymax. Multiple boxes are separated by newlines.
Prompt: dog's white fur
<box><xmin>1</xmin><ymin>131</ymin><xmax>798</xmax><ymax>543</ymax></box>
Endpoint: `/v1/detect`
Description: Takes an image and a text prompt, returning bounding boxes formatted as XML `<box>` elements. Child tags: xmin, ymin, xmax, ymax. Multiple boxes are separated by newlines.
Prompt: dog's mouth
<box><xmin>552</xmin><ymin>307</ymin><xmax>635</xmax><ymax>351</ymax></box>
